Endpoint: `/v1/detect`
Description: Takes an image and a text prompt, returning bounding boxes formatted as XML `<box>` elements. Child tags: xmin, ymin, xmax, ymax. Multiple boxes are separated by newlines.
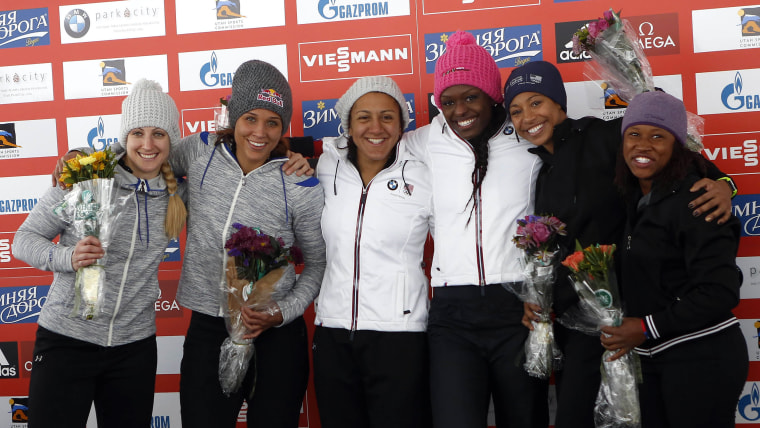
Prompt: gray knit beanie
<box><xmin>227</xmin><ymin>60</ymin><xmax>292</xmax><ymax>135</ymax></box>
<box><xmin>120</xmin><ymin>79</ymin><xmax>180</xmax><ymax>146</ymax></box>
<box><xmin>621</xmin><ymin>91</ymin><xmax>687</xmax><ymax>146</ymax></box>
<box><xmin>334</xmin><ymin>76</ymin><xmax>409</xmax><ymax>134</ymax></box>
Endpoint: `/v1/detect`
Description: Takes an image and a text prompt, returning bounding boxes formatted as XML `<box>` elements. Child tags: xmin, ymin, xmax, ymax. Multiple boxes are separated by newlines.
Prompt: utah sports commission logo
<box><xmin>63</xmin><ymin>9</ymin><xmax>90</xmax><ymax>38</ymax></box>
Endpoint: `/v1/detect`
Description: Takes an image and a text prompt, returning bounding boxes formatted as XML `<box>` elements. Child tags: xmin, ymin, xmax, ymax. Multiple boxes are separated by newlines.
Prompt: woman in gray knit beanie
<box><xmin>312</xmin><ymin>76</ymin><xmax>433</xmax><ymax>428</ymax></box>
<box><xmin>13</xmin><ymin>79</ymin><xmax>187</xmax><ymax>427</ymax></box>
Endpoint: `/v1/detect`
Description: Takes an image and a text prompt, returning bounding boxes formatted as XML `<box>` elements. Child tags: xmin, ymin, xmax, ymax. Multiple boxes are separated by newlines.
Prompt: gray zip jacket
<box><xmin>13</xmin><ymin>163</ymin><xmax>184</xmax><ymax>347</ymax></box>
<box><xmin>170</xmin><ymin>132</ymin><xmax>326</xmax><ymax>324</ymax></box>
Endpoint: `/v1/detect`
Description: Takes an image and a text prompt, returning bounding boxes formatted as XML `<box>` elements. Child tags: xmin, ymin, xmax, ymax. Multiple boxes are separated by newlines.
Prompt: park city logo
<box><xmin>216</xmin><ymin>0</ymin><xmax>244</xmax><ymax>19</ymax></box>
<box><xmin>299</xmin><ymin>35</ymin><xmax>412</xmax><ymax>82</ymax></box>
<box><xmin>87</xmin><ymin>117</ymin><xmax>118</xmax><ymax>151</ymax></box>
<box><xmin>100</xmin><ymin>59</ymin><xmax>128</xmax><ymax>86</ymax></box>
<box><xmin>317</xmin><ymin>0</ymin><xmax>391</xmax><ymax>20</ymax></box>
<box><xmin>200</xmin><ymin>52</ymin><xmax>234</xmax><ymax>88</ymax></box>
<box><xmin>722</xmin><ymin>72</ymin><xmax>760</xmax><ymax>112</ymax></box>
<box><xmin>0</xmin><ymin>123</ymin><xmax>19</xmax><ymax>149</ymax></box>
<box><xmin>63</xmin><ymin>8</ymin><xmax>90</xmax><ymax>39</ymax></box>
<box><xmin>738</xmin><ymin>383</ymin><xmax>760</xmax><ymax>422</ymax></box>
<box><xmin>0</xmin><ymin>8</ymin><xmax>50</xmax><ymax>49</ymax></box>
<box><xmin>8</xmin><ymin>397</ymin><xmax>28</xmax><ymax>425</ymax></box>
<box><xmin>425</xmin><ymin>25</ymin><xmax>542</xmax><ymax>74</ymax></box>
<box><xmin>0</xmin><ymin>342</ymin><xmax>19</xmax><ymax>378</ymax></box>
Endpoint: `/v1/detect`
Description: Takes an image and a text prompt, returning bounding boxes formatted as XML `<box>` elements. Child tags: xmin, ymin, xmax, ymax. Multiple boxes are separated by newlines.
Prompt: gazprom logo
<box><xmin>317</xmin><ymin>0</ymin><xmax>389</xmax><ymax>20</ymax></box>
<box><xmin>721</xmin><ymin>72</ymin><xmax>760</xmax><ymax>111</ymax></box>
<box><xmin>200</xmin><ymin>51</ymin><xmax>234</xmax><ymax>88</ymax></box>
<box><xmin>738</xmin><ymin>383</ymin><xmax>760</xmax><ymax>421</ymax></box>
<box><xmin>86</xmin><ymin>117</ymin><xmax>118</xmax><ymax>151</ymax></box>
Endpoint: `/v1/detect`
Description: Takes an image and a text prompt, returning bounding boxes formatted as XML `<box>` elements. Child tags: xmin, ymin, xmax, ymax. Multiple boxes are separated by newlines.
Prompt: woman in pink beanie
<box><xmin>404</xmin><ymin>30</ymin><xmax>548</xmax><ymax>428</ymax></box>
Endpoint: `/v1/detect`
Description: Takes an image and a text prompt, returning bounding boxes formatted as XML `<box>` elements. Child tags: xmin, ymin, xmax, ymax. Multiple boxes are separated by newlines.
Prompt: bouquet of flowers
<box><xmin>507</xmin><ymin>215</ymin><xmax>567</xmax><ymax>379</ymax></box>
<box><xmin>219</xmin><ymin>223</ymin><xmax>302</xmax><ymax>396</ymax></box>
<box><xmin>53</xmin><ymin>148</ymin><xmax>126</xmax><ymax>320</ymax></box>
<box><xmin>573</xmin><ymin>8</ymin><xmax>705</xmax><ymax>152</ymax></box>
<box><xmin>572</xmin><ymin>9</ymin><xmax>653</xmax><ymax>105</ymax></box>
<box><xmin>559</xmin><ymin>243</ymin><xmax>641</xmax><ymax>428</ymax></box>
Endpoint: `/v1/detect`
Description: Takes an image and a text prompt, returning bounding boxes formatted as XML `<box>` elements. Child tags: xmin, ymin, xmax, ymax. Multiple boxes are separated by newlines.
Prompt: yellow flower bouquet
<box><xmin>53</xmin><ymin>147</ymin><xmax>128</xmax><ymax>320</ymax></box>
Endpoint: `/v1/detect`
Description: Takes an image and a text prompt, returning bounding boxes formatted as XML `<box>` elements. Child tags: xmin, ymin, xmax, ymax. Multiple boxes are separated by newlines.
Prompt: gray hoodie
<box><xmin>13</xmin><ymin>163</ymin><xmax>185</xmax><ymax>347</ymax></box>
<box><xmin>169</xmin><ymin>132</ymin><xmax>325</xmax><ymax>324</ymax></box>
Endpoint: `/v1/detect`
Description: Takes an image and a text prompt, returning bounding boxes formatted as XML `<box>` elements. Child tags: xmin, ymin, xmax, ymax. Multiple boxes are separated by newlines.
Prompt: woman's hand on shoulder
<box><xmin>689</xmin><ymin>178</ymin><xmax>733</xmax><ymax>224</ymax></box>
<box><xmin>282</xmin><ymin>150</ymin><xmax>314</xmax><ymax>177</ymax></box>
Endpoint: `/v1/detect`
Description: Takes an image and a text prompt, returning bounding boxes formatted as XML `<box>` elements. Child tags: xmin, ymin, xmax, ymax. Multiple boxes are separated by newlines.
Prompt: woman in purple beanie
<box><xmin>503</xmin><ymin>60</ymin><xmax>735</xmax><ymax>428</ymax></box>
<box><xmin>601</xmin><ymin>91</ymin><xmax>747</xmax><ymax>428</ymax></box>
<box><xmin>404</xmin><ymin>30</ymin><xmax>547</xmax><ymax>428</ymax></box>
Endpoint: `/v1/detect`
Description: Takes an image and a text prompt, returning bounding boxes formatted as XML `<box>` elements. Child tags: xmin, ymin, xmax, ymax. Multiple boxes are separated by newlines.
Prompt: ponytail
<box><xmin>161</xmin><ymin>161</ymin><xmax>187</xmax><ymax>239</ymax></box>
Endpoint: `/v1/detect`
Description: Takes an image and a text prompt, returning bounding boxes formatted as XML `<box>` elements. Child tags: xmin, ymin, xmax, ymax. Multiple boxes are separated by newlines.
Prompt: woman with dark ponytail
<box><xmin>404</xmin><ymin>31</ymin><xmax>546</xmax><ymax>428</ymax></box>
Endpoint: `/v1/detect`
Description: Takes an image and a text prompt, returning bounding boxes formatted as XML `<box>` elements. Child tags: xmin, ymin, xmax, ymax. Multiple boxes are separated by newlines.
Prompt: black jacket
<box><xmin>529</xmin><ymin>117</ymin><xmax>625</xmax><ymax>315</ymax></box>
<box><xmin>621</xmin><ymin>172</ymin><xmax>741</xmax><ymax>356</ymax></box>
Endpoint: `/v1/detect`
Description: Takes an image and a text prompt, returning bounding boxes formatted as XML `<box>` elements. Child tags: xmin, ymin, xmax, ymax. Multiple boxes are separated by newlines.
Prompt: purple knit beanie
<box><xmin>621</xmin><ymin>91</ymin><xmax>687</xmax><ymax>145</ymax></box>
<box><xmin>433</xmin><ymin>30</ymin><xmax>503</xmax><ymax>107</ymax></box>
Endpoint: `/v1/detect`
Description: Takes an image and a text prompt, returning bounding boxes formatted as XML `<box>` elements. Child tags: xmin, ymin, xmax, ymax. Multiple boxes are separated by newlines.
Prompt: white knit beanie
<box><xmin>334</xmin><ymin>76</ymin><xmax>409</xmax><ymax>134</ymax></box>
<box><xmin>120</xmin><ymin>79</ymin><xmax>180</xmax><ymax>146</ymax></box>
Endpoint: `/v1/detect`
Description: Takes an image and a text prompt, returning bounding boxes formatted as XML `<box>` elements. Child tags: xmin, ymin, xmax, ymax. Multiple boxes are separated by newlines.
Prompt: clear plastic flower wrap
<box><xmin>557</xmin><ymin>243</ymin><xmax>641</xmax><ymax>428</ymax></box>
<box><xmin>507</xmin><ymin>215</ymin><xmax>567</xmax><ymax>379</ymax></box>
<box><xmin>218</xmin><ymin>223</ymin><xmax>302</xmax><ymax>396</ymax></box>
<box><xmin>219</xmin><ymin>259</ymin><xmax>295</xmax><ymax>396</ymax></box>
<box><xmin>53</xmin><ymin>178</ymin><xmax>128</xmax><ymax>320</ymax></box>
<box><xmin>574</xmin><ymin>8</ymin><xmax>705</xmax><ymax>155</ymax></box>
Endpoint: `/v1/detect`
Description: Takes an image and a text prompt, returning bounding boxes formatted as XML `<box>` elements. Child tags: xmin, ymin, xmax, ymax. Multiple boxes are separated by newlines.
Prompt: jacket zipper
<box><xmin>350</xmin><ymin>186</ymin><xmax>369</xmax><ymax>340</ymax></box>
<box><xmin>450</xmin><ymin>127</ymin><xmax>487</xmax><ymax>289</ymax></box>
<box><xmin>108</xmin><ymin>194</ymin><xmax>140</xmax><ymax>346</ymax></box>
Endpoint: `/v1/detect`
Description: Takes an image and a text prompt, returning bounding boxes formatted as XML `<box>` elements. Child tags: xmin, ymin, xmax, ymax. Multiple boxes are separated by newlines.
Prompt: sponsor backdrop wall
<box><xmin>0</xmin><ymin>0</ymin><xmax>759</xmax><ymax>426</ymax></box>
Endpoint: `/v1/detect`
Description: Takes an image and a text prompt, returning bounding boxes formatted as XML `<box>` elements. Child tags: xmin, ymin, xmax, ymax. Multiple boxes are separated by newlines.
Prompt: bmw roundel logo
<box><xmin>387</xmin><ymin>180</ymin><xmax>398</xmax><ymax>191</ymax></box>
<box><xmin>64</xmin><ymin>9</ymin><xmax>90</xmax><ymax>39</ymax></box>
<box><xmin>504</xmin><ymin>125</ymin><xmax>514</xmax><ymax>136</ymax></box>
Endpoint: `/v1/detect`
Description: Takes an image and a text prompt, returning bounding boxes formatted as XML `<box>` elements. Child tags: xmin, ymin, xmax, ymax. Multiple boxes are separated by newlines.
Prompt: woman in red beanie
<box><xmin>404</xmin><ymin>30</ymin><xmax>547</xmax><ymax>428</ymax></box>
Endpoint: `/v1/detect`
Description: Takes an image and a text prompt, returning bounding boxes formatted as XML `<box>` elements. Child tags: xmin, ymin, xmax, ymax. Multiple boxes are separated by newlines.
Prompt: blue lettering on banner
<box><xmin>86</xmin><ymin>117</ymin><xmax>118</xmax><ymax>151</ymax></box>
<box><xmin>302</xmin><ymin>94</ymin><xmax>416</xmax><ymax>140</ymax></box>
<box><xmin>425</xmin><ymin>25</ymin><xmax>543</xmax><ymax>74</ymax></box>
<box><xmin>732</xmin><ymin>194</ymin><xmax>760</xmax><ymax>237</ymax></box>
<box><xmin>0</xmin><ymin>8</ymin><xmax>50</xmax><ymax>49</ymax></box>
<box><xmin>721</xmin><ymin>72</ymin><xmax>760</xmax><ymax>112</ymax></box>
<box><xmin>0</xmin><ymin>198</ymin><xmax>39</xmax><ymax>213</ymax></box>
<box><xmin>200</xmin><ymin>51</ymin><xmax>234</xmax><ymax>88</ymax></box>
<box><xmin>0</xmin><ymin>285</ymin><xmax>49</xmax><ymax>324</ymax></box>
<box><xmin>318</xmin><ymin>0</ymin><xmax>389</xmax><ymax>20</ymax></box>
<box><xmin>738</xmin><ymin>383</ymin><xmax>760</xmax><ymax>422</ymax></box>
<box><xmin>151</xmin><ymin>415</ymin><xmax>171</xmax><ymax>428</ymax></box>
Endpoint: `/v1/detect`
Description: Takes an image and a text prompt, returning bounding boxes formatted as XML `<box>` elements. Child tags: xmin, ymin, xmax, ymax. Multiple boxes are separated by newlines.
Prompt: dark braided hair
<box><xmin>466</xmin><ymin>103</ymin><xmax>507</xmax><ymax>220</ymax></box>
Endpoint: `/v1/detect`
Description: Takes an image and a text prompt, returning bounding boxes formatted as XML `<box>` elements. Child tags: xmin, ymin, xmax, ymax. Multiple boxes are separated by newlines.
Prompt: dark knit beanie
<box><xmin>503</xmin><ymin>60</ymin><xmax>567</xmax><ymax>114</ymax></box>
<box><xmin>227</xmin><ymin>60</ymin><xmax>292</xmax><ymax>135</ymax></box>
<box><xmin>433</xmin><ymin>30</ymin><xmax>503</xmax><ymax>107</ymax></box>
<box><xmin>621</xmin><ymin>91</ymin><xmax>687</xmax><ymax>146</ymax></box>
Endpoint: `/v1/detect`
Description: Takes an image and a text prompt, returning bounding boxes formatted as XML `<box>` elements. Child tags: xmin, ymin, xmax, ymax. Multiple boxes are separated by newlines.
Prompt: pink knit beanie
<box><xmin>433</xmin><ymin>30</ymin><xmax>503</xmax><ymax>107</ymax></box>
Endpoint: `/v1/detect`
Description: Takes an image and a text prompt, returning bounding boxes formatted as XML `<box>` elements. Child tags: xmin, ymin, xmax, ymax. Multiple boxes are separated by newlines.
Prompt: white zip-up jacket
<box><xmin>13</xmin><ymin>163</ymin><xmax>184</xmax><ymax>347</ymax></box>
<box><xmin>314</xmin><ymin>136</ymin><xmax>433</xmax><ymax>332</ymax></box>
<box><xmin>404</xmin><ymin>114</ymin><xmax>541</xmax><ymax>288</ymax></box>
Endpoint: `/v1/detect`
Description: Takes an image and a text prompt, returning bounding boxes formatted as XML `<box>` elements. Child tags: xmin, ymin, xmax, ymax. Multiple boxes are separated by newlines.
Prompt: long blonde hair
<box><xmin>161</xmin><ymin>161</ymin><xmax>187</xmax><ymax>239</ymax></box>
